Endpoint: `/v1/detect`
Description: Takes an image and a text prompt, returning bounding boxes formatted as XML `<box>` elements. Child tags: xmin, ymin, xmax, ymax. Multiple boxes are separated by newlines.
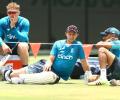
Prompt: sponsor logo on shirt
<box><xmin>57</xmin><ymin>54</ymin><xmax>73</xmax><ymax>60</ymax></box>
<box><xmin>7</xmin><ymin>34</ymin><xmax>16</xmax><ymax>39</ymax></box>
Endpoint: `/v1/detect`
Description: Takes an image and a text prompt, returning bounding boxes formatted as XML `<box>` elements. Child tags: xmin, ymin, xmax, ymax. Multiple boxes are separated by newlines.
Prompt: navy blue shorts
<box><xmin>107</xmin><ymin>57</ymin><xmax>120</xmax><ymax>80</ymax></box>
<box><xmin>6</xmin><ymin>43</ymin><xmax>18</xmax><ymax>55</ymax></box>
<box><xmin>6</xmin><ymin>43</ymin><xmax>29</xmax><ymax>55</ymax></box>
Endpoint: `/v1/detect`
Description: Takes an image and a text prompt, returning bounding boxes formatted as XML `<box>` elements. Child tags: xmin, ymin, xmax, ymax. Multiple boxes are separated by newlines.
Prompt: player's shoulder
<box><xmin>53</xmin><ymin>40</ymin><xmax>66</xmax><ymax>47</ymax></box>
<box><xmin>74</xmin><ymin>40</ymin><xmax>83</xmax><ymax>45</ymax></box>
<box><xmin>0</xmin><ymin>16</ymin><xmax>9</xmax><ymax>20</ymax></box>
<box><xmin>111</xmin><ymin>39</ymin><xmax>120</xmax><ymax>44</ymax></box>
<box><xmin>0</xmin><ymin>16</ymin><xmax>9</xmax><ymax>24</ymax></box>
<box><xmin>54</xmin><ymin>39</ymin><xmax>66</xmax><ymax>44</ymax></box>
<box><xmin>18</xmin><ymin>16</ymin><xmax>29</xmax><ymax>23</ymax></box>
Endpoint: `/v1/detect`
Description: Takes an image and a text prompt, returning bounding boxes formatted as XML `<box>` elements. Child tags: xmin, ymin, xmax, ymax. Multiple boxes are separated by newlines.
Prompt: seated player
<box><xmin>1</xmin><ymin>25</ymin><xmax>93</xmax><ymax>84</ymax></box>
<box><xmin>87</xmin><ymin>27</ymin><xmax>120</xmax><ymax>85</ymax></box>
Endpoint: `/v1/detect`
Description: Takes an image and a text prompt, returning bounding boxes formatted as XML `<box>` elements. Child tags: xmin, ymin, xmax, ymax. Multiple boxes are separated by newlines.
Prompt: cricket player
<box><xmin>3</xmin><ymin>25</ymin><xmax>92</xmax><ymax>84</ymax></box>
<box><xmin>0</xmin><ymin>2</ymin><xmax>30</xmax><ymax>67</ymax></box>
<box><xmin>87</xmin><ymin>27</ymin><xmax>120</xmax><ymax>86</ymax></box>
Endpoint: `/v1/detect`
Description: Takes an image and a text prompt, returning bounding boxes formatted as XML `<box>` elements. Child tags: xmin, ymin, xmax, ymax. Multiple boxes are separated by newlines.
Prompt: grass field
<box><xmin>0</xmin><ymin>55</ymin><xmax>120</xmax><ymax>100</ymax></box>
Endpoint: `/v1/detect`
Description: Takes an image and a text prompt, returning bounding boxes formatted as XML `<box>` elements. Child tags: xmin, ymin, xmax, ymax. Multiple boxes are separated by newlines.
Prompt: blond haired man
<box><xmin>0</xmin><ymin>2</ymin><xmax>30</xmax><ymax>67</ymax></box>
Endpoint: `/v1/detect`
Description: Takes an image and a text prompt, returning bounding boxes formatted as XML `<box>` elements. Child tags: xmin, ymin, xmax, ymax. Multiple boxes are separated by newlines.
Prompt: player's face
<box><xmin>102</xmin><ymin>35</ymin><xmax>108</xmax><ymax>41</ymax></box>
<box><xmin>7</xmin><ymin>9</ymin><xmax>20</xmax><ymax>21</ymax></box>
<box><xmin>102</xmin><ymin>34</ymin><xmax>113</xmax><ymax>41</ymax></box>
<box><xmin>66</xmin><ymin>32</ymin><xmax>78</xmax><ymax>43</ymax></box>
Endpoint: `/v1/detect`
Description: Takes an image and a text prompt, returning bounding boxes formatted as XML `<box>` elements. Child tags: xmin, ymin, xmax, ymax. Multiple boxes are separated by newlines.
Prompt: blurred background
<box><xmin>0</xmin><ymin>0</ymin><xmax>120</xmax><ymax>54</ymax></box>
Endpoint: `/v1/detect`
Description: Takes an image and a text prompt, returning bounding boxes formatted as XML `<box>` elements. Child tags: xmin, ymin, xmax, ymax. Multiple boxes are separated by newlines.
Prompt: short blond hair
<box><xmin>6</xmin><ymin>2</ymin><xmax>20</xmax><ymax>11</ymax></box>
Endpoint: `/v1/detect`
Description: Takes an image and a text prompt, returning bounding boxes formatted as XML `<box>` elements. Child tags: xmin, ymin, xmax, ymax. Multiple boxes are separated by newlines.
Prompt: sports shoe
<box><xmin>10</xmin><ymin>77</ymin><xmax>24</xmax><ymax>84</ymax></box>
<box><xmin>0</xmin><ymin>65</ymin><xmax>12</xmax><ymax>75</ymax></box>
<box><xmin>4</xmin><ymin>70</ymin><xmax>12</xmax><ymax>82</ymax></box>
<box><xmin>110</xmin><ymin>79</ymin><xmax>120</xmax><ymax>86</ymax></box>
<box><xmin>87</xmin><ymin>78</ymin><xmax>109</xmax><ymax>86</ymax></box>
<box><xmin>0</xmin><ymin>65</ymin><xmax>13</xmax><ymax>81</ymax></box>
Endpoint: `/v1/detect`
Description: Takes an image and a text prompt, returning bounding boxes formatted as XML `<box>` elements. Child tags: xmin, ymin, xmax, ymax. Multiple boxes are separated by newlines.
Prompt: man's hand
<box><xmin>2</xmin><ymin>43</ymin><xmax>12</xmax><ymax>54</ymax></box>
<box><xmin>43</xmin><ymin>55</ymin><xmax>54</xmax><ymax>71</ymax></box>
<box><xmin>43</xmin><ymin>61</ymin><xmax>52</xmax><ymax>71</ymax></box>
<box><xmin>96</xmin><ymin>41</ymin><xmax>112</xmax><ymax>49</ymax></box>
<box><xmin>88</xmin><ymin>75</ymin><xmax>99</xmax><ymax>82</ymax></box>
<box><xmin>10</xmin><ymin>17</ymin><xmax>17</xmax><ymax>28</ymax></box>
<box><xmin>96</xmin><ymin>41</ymin><xmax>104</xmax><ymax>49</ymax></box>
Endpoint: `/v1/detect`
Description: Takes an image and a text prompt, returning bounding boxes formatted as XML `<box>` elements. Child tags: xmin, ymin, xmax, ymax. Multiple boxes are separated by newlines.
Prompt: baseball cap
<box><xmin>66</xmin><ymin>25</ymin><xmax>79</xmax><ymax>34</ymax></box>
<box><xmin>100</xmin><ymin>27</ymin><xmax>120</xmax><ymax>36</ymax></box>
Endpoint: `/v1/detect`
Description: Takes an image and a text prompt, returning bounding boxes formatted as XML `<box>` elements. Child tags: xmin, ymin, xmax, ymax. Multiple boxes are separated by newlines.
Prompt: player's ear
<box><xmin>76</xmin><ymin>33</ymin><xmax>79</xmax><ymax>37</ymax></box>
<box><xmin>18</xmin><ymin>11</ymin><xmax>20</xmax><ymax>15</ymax></box>
<box><xmin>65</xmin><ymin>32</ymin><xmax>67</xmax><ymax>36</ymax></box>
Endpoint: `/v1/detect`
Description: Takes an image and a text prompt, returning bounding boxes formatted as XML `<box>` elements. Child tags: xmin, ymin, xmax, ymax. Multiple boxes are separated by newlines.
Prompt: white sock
<box><xmin>85</xmin><ymin>71</ymin><xmax>92</xmax><ymax>77</ymax></box>
<box><xmin>84</xmin><ymin>71</ymin><xmax>92</xmax><ymax>84</ymax></box>
<box><xmin>100</xmin><ymin>68</ymin><xmax>107</xmax><ymax>80</ymax></box>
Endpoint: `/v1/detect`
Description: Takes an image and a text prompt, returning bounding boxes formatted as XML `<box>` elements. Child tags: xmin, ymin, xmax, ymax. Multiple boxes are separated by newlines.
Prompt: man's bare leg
<box><xmin>17</xmin><ymin>43</ymin><xmax>29</xmax><ymax>66</ymax></box>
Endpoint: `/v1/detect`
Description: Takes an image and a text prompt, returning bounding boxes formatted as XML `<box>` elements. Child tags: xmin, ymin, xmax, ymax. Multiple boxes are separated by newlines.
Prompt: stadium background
<box><xmin>0</xmin><ymin>2</ymin><xmax>120</xmax><ymax>100</ymax></box>
<box><xmin>0</xmin><ymin>0</ymin><xmax>120</xmax><ymax>49</ymax></box>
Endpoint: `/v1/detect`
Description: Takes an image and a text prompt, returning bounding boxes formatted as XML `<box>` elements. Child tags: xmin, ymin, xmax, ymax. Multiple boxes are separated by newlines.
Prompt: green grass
<box><xmin>0</xmin><ymin>56</ymin><xmax>120</xmax><ymax>100</ymax></box>
<box><xmin>29</xmin><ymin>55</ymin><xmax>49</xmax><ymax>64</ymax></box>
<box><xmin>0</xmin><ymin>80</ymin><xmax>120</xmax><ymax>100</ymax></box>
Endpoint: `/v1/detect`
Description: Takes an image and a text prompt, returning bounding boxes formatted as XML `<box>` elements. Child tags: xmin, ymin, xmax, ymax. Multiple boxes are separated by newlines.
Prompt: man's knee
<box><xmin>98</xmin><ymin>47</ymin><xmax>106</xmax><ymax>53</ymax></box>
<box><xmin>18</xmin><ymin>43</ymin><xmax>29</xmax><ymax>50</ymax></box>
<box><xmin>0</xmin><ymin>47</ymin><xmax>4</xmax><ymax>55</ymax></box>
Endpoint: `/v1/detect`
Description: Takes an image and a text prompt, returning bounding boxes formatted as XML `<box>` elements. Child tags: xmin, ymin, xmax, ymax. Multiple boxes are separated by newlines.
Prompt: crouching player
<box><xmin>87</xmin><ymin>27</ymin><xmax>120</xmax><ymax>86</ymax></box>
<box><xmin>2</xmin><ymin>25</ymin><xmax>92</xmax><ymax>84</ymax></box>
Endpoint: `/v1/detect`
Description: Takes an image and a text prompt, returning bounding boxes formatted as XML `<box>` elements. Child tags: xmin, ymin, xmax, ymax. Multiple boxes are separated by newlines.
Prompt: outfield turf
<box><xmin>0</xmin><ymin>56</ymin><xmax>120</xmax><ymax>100</ymax></box>
<box><xmin>0</xmin><ymin>79</ymin><xmax>120</xmax><ymax>100</ymax></box>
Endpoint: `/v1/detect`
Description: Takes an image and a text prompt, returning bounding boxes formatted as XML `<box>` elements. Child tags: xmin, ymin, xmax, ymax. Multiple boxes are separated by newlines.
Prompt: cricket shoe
<box><xmin>4</xmin><ymin>70</ymin><xmax>13</xmax><ymax>82</ymax></box>
<box><xmin>110</xmin><ymin>79</ymin><xmax>120</xmax><ymax>86</ymax></box>
<box><xmin>0</xmin><ymin>65</ymin><xmax>12</xmax><ymax>75</ymax></box>
<box><xmin>10</xmin><ymin>77</ymin><xmax>24</xmax><ymax>84</ymax></box>
<box><xmin>0</xmin><ymin>65</ymin><xmax>13</xmax><ymax>81</ymax></box>
<box><xmin>87</xmin><ymin>78</ymin><xmax>109</xmax><ymax>86</ymax></box>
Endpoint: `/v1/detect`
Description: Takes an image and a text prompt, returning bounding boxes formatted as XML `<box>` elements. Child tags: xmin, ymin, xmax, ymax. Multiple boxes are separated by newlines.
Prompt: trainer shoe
<box><xmin>110</xmin><ymin>79</ymin><xmax>120</xmax><ymax>86</ymax></box>
<box><xmin>0</xmin><ymin>65</ymin><xmax>12</xmax><ymax>75</ymax></box>
<box><xmin>0</xmin><ymin>65</ymin><xmax>13</xmax><ymax>81</ymax></box>
<box><xmin>4</xmin><ymin>70</ymin><xmax>12</xmax><ymax>82</ymax></box>
<box><xmin>10</xmin><ymin>77</ymin><xmax>24</xmax><ymax>84</ymax></box>
<box><xmin>87</xmin><ymin>78</ymin><xmax>109</xmax><ymax>86</ymax></box>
